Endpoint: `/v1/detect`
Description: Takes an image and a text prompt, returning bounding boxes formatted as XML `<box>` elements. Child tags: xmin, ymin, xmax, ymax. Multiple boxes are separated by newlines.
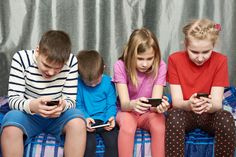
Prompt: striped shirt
<box><xmin>8</xmin><ymin>50</ymin><xmax>78</xmax><ymax>114</ymax></box>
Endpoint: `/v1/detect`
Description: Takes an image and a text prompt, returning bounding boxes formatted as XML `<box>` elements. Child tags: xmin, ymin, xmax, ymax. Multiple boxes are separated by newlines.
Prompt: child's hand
<box><xmin>86</xmin><ymin>118</ymin><xmax>96</xmax><ymax>132</ymax></box>
<box><xmin>155</xmin><ymin>96</ymin><xmax>170</xmax><ymax>113</ymax></box>
<box><xmin>46</xmin><ymin>99</ymin><xmax>66</xmax><ymax>118</ymax></box>
<box><xmin>104</xmin><ymin>117</ymin><xmax>115</xmax><ymax>131</ymax></box>
<box><xmin>29</xmin><ymin>96</ymin><xmax>57</xmax><ymax>116</ymax></box>
<box><xmin>29</xmin><ymin>97</ymin><xmax>66</xmax><ymax>118</ymax></box>
<box><xmin>190</xmin><ymin>93</ymin><xmax>208</xmax><ymax>114</ymax></box>
<box><xmin>132</xmin><ymin>97</ymin><xmax>151</xmax><ymax>114</ymax></box>
<box><xmin>198</xmin><ymin>95</ymin><xmax>213</xmax><ymax>113</ymax></box>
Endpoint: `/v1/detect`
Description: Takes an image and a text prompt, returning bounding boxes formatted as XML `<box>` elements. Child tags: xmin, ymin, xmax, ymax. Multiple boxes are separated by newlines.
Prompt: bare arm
<box><xmin>115</xmin><ymin>83</ymin><xmax>151</xmax><ymax>113</ymax></box>
<box><xmin>170</xmin><ymin>84</ymin><xmax>224</xmax><ymax>113</ymax></box>
<box><xmin>151</xmin><ymin>85</ymin><xmax>164</xmax><ymax>98</ymax></box>
<box><xmin>115</xmin><ymin>83</ymin><xmax>133</xmax><ymax>111</ymax></box>
<box><xmin>207</xmin><ymin>86</ymin><xmax>224</xmax><ymax>113</ymax></box>
<box><xmin>170</xmin><ymin>84</ymin><xmax>192</xmax><ymax>111</ymax></box>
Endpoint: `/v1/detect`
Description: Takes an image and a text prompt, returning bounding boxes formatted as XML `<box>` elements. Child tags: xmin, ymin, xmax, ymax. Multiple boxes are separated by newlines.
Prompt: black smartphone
<box><xmin>147</xmin><ymin>98</ymin><xmax>162</xmax><ymax>107</ymax></box>
<box><xmin>46</xmin><ymin>100</ymin><xmax>59</xmax><ymax>106</ymax></box>
<box><xmin>196</xmin><ymin>93</ymin><xmax>209</xmax><ymax>99</ymax></box>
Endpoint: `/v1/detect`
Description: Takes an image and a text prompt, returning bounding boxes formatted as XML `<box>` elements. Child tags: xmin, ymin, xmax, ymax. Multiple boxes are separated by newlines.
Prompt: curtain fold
<box><xmin>0</xmin><ymin>0</ymin><xmax>235</xmax><ymax>96</ymax></box>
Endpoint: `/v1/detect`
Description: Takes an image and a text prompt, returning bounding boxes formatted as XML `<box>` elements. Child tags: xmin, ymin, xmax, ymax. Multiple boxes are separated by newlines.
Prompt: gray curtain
<box><xmin>0</xmin><ymin>0</ymin><xmax>235</xmax><ymax>96</ymax></box>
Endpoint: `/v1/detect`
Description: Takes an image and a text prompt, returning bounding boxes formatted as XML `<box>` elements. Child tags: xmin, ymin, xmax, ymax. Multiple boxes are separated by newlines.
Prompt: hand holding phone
<box><xmin>196</xmin><ymin>93</ymin><xmax>209</xmax><ymax>99</ymax></box>
<box><xmin>46</xmin><ymin>100</ymin><xmax>59</xmax><ymax>106</ymax></box>
<box><xmin>90</xmin><ymin>123</ymin><xmax>110</xmax><ymax>129</ymax></box>
<box><xmin>147</xmin><ymin>98</ymin><xmax>162</xmax><ymax>107</ymax></box>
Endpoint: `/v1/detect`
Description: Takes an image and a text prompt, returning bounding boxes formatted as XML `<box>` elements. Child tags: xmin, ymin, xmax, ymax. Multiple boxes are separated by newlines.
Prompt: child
<box><xmin>166</xmin><ymin>19</ymin><xmax>236</xmax><ymax>157</ymax></box>
<box><xmin>0</xmin><ymin>30</ymin><xmax>86</xmax><ymax>157</ymax></box>
<box><xmin>113</xmin><ymin>28</ymin><xmax>170</xmax><ymax>157</ymax></box>
<box><xmin>76</xmin><ymin>50</ymin><xmax>118</xmax><ymax>157</ymax></box>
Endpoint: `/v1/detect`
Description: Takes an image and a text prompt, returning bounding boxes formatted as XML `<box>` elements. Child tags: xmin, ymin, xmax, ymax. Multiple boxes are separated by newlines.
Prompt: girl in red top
<box><xmin>166</xmin><ymin>19</ymin><xmax>236</xmax><ymax>157</ymax></box>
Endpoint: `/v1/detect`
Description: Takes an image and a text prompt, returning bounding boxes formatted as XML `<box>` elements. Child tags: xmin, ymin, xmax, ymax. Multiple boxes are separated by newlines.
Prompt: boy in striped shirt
<box><xmin>1</xmin><ymin>30</ymin><xmax>86</xmax><ymax>157</ymax></box>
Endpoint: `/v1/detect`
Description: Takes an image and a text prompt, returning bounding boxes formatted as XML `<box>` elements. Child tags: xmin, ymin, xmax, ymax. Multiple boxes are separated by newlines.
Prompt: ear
<box><xmin>184</xmin><ymin>40</ymin><xmax>187</xmax><ymax>47</ymax></box>
<box><xmin>35</xmin><ymin>46</ymin><xmax>40</xmax><ymax>57</ymax></box>
<box><xmin>184</xmin><ymin>39</ymin><xmax>188</xmax><ymax>50</ymax></box>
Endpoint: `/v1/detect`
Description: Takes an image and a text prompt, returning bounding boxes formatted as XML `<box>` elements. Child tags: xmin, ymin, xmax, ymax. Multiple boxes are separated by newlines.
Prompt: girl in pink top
<box><xmin>113</xmin><ymin>28</ymin><xmax>170</xmax><ymax>157</ymax></box>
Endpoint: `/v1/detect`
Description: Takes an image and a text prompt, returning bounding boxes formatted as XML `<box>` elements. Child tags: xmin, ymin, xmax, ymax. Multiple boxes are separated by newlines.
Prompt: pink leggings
<box><xmin>116</xmin><ymin>111</ymin><xmax>165</xmax><ymax>157</ymax></box>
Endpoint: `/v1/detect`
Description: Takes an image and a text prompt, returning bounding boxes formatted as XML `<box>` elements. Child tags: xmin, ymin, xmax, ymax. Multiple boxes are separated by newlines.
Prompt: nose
<box><xmin>142</xmin><ymin>60</ymin><xmax>148</xmax><ymax>67</ymax></box>
<box><xmin>90</xmin><ymin>84</ymin><xmax>97</xmax><ymax>87</ymax></box>
<box><xmin>198</xmin><ymin>54</ymin><xmax>204</xmax><ymax>62</ymax></box>
<box><xmin>48</xmin><ymin>69</ymin><xmax>56</xmax><ymax>76</ymax></box>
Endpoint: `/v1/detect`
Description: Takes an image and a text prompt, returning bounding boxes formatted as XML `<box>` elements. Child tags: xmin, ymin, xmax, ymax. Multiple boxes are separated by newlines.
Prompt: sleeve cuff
<box><xmin>23</xmin><ymin>99</ymin><xmax>35</xmax><ymax>115</ymax></box>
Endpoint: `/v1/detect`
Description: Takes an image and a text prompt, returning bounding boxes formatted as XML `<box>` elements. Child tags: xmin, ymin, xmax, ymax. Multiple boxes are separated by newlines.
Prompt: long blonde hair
<box><xmin>183</xmin><ymin>19</ymin><xmax>221</xmax><ymax>45</ymax></box>
<box><xmin>119</xmin><ymin>28</ymin><xmax>161</xmax><ymax>87</ymax></box>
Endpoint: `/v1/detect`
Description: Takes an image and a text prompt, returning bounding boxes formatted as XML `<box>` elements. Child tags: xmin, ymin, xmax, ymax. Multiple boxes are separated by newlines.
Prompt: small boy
<box><xmin>1</xmin><ymin>30</ymin><xmax>86</xmax><ymax>157</ymax></box>
<box><xmin>76</xmin><ymin>50</ymin><xmax>118</xmax><ymax>157</ymax></box>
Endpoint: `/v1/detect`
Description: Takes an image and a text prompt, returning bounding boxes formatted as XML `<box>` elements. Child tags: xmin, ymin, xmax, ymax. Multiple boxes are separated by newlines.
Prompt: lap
<box><xmin>1</xmin><ymin>109</ymin><xmax>84</xmax><ymax>144</ymax></box>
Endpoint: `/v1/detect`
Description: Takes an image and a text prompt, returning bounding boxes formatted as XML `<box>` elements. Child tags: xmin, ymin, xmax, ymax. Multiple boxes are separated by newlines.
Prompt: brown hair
<box><xmin>76</xmin><ymin>50</ymin><xmax>104</xmax><ymax>82</ymax></box>
<box><xmin>39</xmin><ymin>30</ymin><xmax>71</xmax><ymax>65</ymax></box>
<box><xmin>119</xmin><ymin>28</ymin><xmax>161</xmax><ymax>87</ymax></box>
<box><xmin>183</xmin><ymin>19</ymin><xmax>220</xmax><ymax>45</ymax></box>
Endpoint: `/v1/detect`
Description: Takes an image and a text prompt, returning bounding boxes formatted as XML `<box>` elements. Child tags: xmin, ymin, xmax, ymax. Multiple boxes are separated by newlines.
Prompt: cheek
<box><xmin>41</xmin><ymin>66</ymin><xmax>49</xmax><ymax>72</ymax></box>
<box><xmin>205</xmin><ymin>53</ymin><xmax>212</xmax><ymax>59</ymax></box>
<box><xmin>54</xmin><ymin>69</ymin><xmax>61</xmax><ymax>74</ymax></box>
<box><xmin>187</xmin><ymin>51</ymin><xmax>195</xmax><ymax>59</ymax></box>
<box><xmin>149</xmin><ymin>59</ymin><xmax>154</xmax><ymax>64</ymax></box>
<box><xmin>187</xmin><ymin>54</ymin><xmax>196</xmax><ymax>62</ymax></box>
<box><xmin>136</xmin><ymin>60</ymin><xmax>141</xmax><ymax>67</ymax></box>
<box><xmin>38</xmin><ymin>63</ymin><xmax>45</xmax><ymax>72</ymax></box>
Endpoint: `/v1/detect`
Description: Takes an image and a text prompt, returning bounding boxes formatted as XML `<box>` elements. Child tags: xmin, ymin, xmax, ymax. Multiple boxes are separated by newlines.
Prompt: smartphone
<box><xmin>46</xmin><ymin>100</ymin><xmax>59</xmax><ymax>106</ymax></box>
<box><xmin>90</xmin><ymin>123</ymin><xmax>110</xmax><ymax>129</ymax></box>
<box><xmin>147</xmin><ymin>98</ymin><xmax>162</xmax><ymax>107</ymax></box>
<box><xmin>196</xmin><ymin>93</ymin><xmax>209</xmax><ymax>99</ymax></box>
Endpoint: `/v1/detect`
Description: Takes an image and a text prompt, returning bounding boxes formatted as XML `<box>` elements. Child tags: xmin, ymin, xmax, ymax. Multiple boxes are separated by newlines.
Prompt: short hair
<box><xmin>183</xmin><ymin>19</ymin><xmax>220</xmax><ymax>45</ymax></box>
<box><xmin>119</xmin><ymin>28</ymin><xmax>161</xmax><ymax>87</ymax></box>
<box><xmin>39</xmin><ymin>30</ymin><xmax>71</xmax><ymax>65</ymax></box>
<box><xmin>76</xmin><ymin>50</ymin><xmax>104</xmax><ymax>82</ymax></box>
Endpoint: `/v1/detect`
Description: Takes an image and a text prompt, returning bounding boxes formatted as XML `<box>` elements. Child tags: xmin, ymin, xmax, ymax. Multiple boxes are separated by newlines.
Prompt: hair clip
<box><xmin>214</xmin><ymin>23</ymin><xmax>221</xmax><ymax>31</ymax></box>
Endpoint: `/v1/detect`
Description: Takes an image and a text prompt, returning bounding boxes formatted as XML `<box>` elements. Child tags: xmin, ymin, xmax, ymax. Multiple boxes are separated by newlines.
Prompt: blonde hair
<box><xmin>183</xmin><ymin>19</ymin><xmax>221</xmax><ymax>45</ymax></box>
<box><xmin>119</xmin><ymin>28</ymin><xmax>161</xmax><ymax>87</ymax></box>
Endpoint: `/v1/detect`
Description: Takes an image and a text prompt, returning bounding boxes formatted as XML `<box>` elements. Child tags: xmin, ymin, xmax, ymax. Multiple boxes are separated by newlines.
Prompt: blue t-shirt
<box><xmin>76</xmin><ymin>74</ymin><xmax>117</xmax><ymax>122</ymax></box>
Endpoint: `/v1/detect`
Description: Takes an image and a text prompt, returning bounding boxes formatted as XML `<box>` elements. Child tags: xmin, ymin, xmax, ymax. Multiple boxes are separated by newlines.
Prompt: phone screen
<box><xmin>147</xmin><ymin>98</ymin><xmax>162</xmax><ymax>107</ymax></box>
<box><xmin>196</xmin><ymin>93</ymin><xmax>209</xmax><ymax>98</ymax></box>
<box><xmin>46</xmin><ymin>100</ymin><xmax>59</xmax><ymax>106</ymax></box>
<box><xmin>90</xmin><ymin>123</ymin><xmax>110</xmax><ymax>129</ymax></box>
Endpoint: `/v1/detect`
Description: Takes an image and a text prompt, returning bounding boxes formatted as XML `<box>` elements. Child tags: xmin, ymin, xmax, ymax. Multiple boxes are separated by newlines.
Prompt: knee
<box><xmin>149</xmin><ymin>115</ymin><xmax>165</xmax><ymax>133</ymax></box>
<box><xmin>64</xmin><ymin>118</ymin><xmax>86</xmax><ymax>133</ymax></box>
<box><xmin>119</xmin><ymin>123</ymin><xmax>137</xmax><ymax>136</ymax></box>
<box><xmin>1</xmin><ymin>126</ymin><xmax>23</xmax><ymax>138</ymax></box>
<box><xmin>150</xmin><ymin>125</ymin><xmax>165</xmax><ymax>136</ymax></box>
<box><xmin>167</xmin><ymin>108</ymin><xmax>184</xmax><ymax>118</ymax></box>
<box><xmin>117</xmin><ymin>114</ymin><xmax>137</xmax><ymax>136</ymax></box>
<box><xmin>2</xmin><ymin>110</ymin><xmax>25</xmax><ymax>122</ymax></box>
<box><xmin>215</xmin><ymin>110</ymin><xmax>234</xmax><ymax>121</ymax></box>
<box><xmin>214</xmin><ymin>110</ymin><xmax>235</xmax><ymax>129</ymax></box>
